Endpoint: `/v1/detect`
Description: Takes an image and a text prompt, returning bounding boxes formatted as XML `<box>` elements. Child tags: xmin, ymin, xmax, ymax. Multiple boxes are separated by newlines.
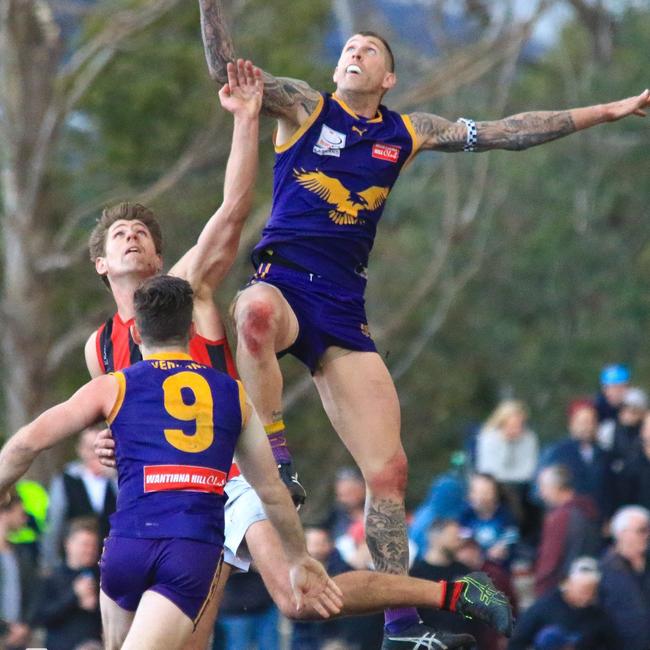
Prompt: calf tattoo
<box><xmin>366</xmin><ymin>498</ymin><xmax>409</xmax><ymax>574</ymax></box>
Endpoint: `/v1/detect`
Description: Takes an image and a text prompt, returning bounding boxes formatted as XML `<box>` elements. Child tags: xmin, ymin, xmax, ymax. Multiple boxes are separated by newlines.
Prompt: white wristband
<box><xmin>457</xmin><ymin>118</ymin><xmax>478</xmax><ymax>152</ymax></box>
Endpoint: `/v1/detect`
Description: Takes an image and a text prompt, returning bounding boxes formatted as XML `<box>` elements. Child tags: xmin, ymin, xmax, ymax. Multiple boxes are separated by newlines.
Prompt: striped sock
<box><xmin>264</xmin><ymin>421</ymin><xmax>292</xmax><ymax>464</ymax></box>
<box><xmin>384</xmin><ymin>607</ymin><xmax>420</xmax><ymax>633</ymax></box>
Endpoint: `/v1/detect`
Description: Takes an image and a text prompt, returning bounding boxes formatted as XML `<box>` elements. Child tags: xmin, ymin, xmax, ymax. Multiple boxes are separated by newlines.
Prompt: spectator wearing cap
<box><xmin>539</xmin><ymin>400</ymin><xmax>614</xmax><ymax>519</ymax></box>
<box><xmin>595</xmin><ymin>364</ymin><xmax>630</xmax><ymax>450</ymax></box>
<box><xmin>610</xmin><ymin>387</ymin><xmax>648</xmax><ymax>467</ymax></box>
<box><xmin>534</xmin><ymin>465</ymin><xmax>601</xmax><ymax>597</ymax></box>
<box><xmin>599</xmin><ymin>506</ymin><xmax>650</xmax><ymax>650</ymax></box>
<box><xmin>509</xmin><ymin>557</ymin><xmax>616</xmax><ymax>650</ymax></box>
<box><xmin>0</xmin><ymin>490</ymin><xmax>37</xmax><ymax>650</ymax></box>
<box><xmin>617</xmin><ymin>413</ymin><xmax>650</xmax><ymax>511</ymax></box>
<box><xmin>409</xmin><ymin>453</ymin><xmax>467</xmax><ymax>558</ymax></box>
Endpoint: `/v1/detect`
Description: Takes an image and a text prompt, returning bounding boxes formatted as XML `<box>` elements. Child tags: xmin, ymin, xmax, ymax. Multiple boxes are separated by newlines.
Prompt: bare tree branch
<box><xmin>59</xmin><ymin>0</ymin><xmax>183</xmax><ymax>83</ymax></box>
<box><xmin>45</xmin><ymin>307</ymin><xmax>109</xmax><ymax>375</ymax></box>
<box><xmin>392</xmin><ymin>1</ymin><xmax>550</xmax><ymax>111</ymax></box>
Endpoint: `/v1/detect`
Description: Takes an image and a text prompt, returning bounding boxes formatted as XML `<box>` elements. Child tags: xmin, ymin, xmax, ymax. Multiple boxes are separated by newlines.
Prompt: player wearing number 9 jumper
<box><xmin>0</xmin><ymin>275</ymin><xmax>341</xmax><ymax>650</ymax></box>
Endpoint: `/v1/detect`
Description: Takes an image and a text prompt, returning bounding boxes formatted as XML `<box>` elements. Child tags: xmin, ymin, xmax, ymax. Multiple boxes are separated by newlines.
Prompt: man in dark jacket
<box><xmin>509</xmin><ymin>557</ymin><xmax>616</xmax><ymax>650</ymax></box>
<box><xmin>541</xmin><ymin>401</ymin><xmax>614</xmax><ymax>519</ymax></box>
<box><xmin>535</xmin><ymin>465</ymin><xmax>601</xmax><ymax>596</ymax></box>
<box><xmin>599</xmin><ymin>506</ymin><xmax>650</xmax><ymax>650</ymax></box>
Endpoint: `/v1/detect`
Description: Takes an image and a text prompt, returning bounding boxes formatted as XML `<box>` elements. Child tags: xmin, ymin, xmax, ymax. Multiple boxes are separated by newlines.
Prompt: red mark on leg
<box><xmin>239</xmin><ymin>300</ymin><xmax>276</xmax><ymax>357</ymax></box>
<box><xmin>366</xmin><ymin>449</ymin><xmax>408</xmax><ymax>498</ymax></box>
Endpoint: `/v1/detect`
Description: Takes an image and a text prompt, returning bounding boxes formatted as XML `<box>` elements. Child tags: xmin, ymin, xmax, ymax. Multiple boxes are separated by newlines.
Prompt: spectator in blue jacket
<box><xmin>599</xmin><ymin>505</ymin><xmax>650</xmax><ymax>650</ymax></box>
<box><xmin>458</xmin><ymin>473</ymin><xmax>519</xmax><ymax>565</ymax></box>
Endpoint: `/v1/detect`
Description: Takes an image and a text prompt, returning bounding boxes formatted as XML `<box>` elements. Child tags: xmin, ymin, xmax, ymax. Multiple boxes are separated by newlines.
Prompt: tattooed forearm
<box><xmin>197</xmin><ymin>1</ymin><xmax>318</xmax><ymax>122</ymax></box>
<box><xmin>410</xmin><ymin>112</ymin><xmax>467</xmax><ymax>152</ymax></box>
<box><xmin>365</xmin><ymin>498</ymin><xmax>409</xmax><ymax>574</ymax></box>
<box><xmin>198</xmin><ymin>0</ymin><xmax>235</xmax><ymax>84</ymax></box>
<box><xmin>410</xmin><ymin>109</ymin><xmax>577</xmax><ymax>153</ymax></box>
<box><xmin>260</xmin><ymin>74</ymin><xmax>321</xmax><ymax>120</ymax></box>
<box><xmin>476</xmin><ymin>110</ymin><xmax>576</xmax><ymax>151</ymax></box>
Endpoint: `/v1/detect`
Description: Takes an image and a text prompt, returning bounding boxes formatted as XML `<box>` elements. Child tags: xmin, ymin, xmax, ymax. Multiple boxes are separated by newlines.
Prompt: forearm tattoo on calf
<box><xmin>366</xmin><ymin>498</ymin><xmax>409</xmax><ymax>574</ymax></box>
<box><xmin>198</xmin><ymin>0</ymin><xmax>235</xmax><ymax>84</ymax></box>
<box><xmin>477</xmin><ymin>110</ymin><xmax>576</xmax><ymax>151</ymax></box>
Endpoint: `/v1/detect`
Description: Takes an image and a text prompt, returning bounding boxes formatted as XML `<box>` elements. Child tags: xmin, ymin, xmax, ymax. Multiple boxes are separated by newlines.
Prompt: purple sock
<box><xmin>384</xmin><ymin>607</ymin><xmax>420</xmax><ymax>633</ymax></box>
<box><xmin>265</xmin><ymin>425</ymin><xmax>292</xmax><ymax>464</ymax></box>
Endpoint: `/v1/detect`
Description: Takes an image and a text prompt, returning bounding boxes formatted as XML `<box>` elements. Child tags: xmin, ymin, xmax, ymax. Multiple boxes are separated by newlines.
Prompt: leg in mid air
<box><xmin>181</xmin><ymin>562</ymin><xmax>233</xmax><ymax>650</ymax></box>
<box><xmin>233</xmin><ymin>282</ymin><xmax>306</xmax><ymax>503</ymax></box>
<box><xmin>119</xmin><ymin>591</ymin><xmax>194</xmax><ymax>650</ymax></box>
<box><xmin>312</xmin><ymin>349</ymin><xmax>507</xmax><ymax>648</ymax></box>
<box><xmin>100</xmin><ymin>590</ymin><xmax>136</xmax><ymax>650</ymax></box>
<box><xmin>244</xmin><ymin>517</ymin><xmax>512</xmax><ymax>645</ymax></box>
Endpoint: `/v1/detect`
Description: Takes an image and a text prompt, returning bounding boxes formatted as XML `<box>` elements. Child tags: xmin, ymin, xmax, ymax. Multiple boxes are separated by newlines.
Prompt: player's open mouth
<box><xmin>346</xmin><ymin>65</ymin><xmax>362</xmax><ymax>75</ymax></box>
<box><xmin>125</xmin><ymin>247</ymin><xmax>141</xmax><ymax>256</ymax></box>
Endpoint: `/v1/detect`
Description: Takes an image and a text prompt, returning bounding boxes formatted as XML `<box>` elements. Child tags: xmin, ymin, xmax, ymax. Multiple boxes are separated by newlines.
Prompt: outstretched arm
<box><xmin>198</xmin><ymin>0</ymin><xmax>320</xmax><ymax>126</ymax></box>
<box><xmin>0</xmin><ymin>375</ymin><xmax>117</xmax><ymax>499</ymax></box>
<box><xmin>170</xmin><ymin>59</ymin><xmax>261</xmax><ymax>297</ymax></box>
<box><xmin>410</xmin><ymin>89</ymin><xmax>650</xmax><ymax>152</ymax></box>
<box><xmin>234</xmin><ymin>395</ymin><xmax>343</xmax><ymax>618</ymax></box>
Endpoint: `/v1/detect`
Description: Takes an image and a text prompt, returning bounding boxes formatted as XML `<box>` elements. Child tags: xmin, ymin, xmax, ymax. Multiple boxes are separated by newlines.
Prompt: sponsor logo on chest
<box><xmin>372</xmin><ymin>143</ymin><xmax>401</xmax><ymax>163</ymax></box>
<box><xmin>314</xmin><ymin>124</ymin><xmax>347</xmax><ymax>157</ymax></box>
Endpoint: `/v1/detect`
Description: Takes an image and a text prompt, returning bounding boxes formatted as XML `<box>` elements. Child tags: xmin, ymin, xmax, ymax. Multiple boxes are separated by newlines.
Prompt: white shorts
<box><xmin>223</xmin><ymin>474</ymin><xmax>267</xmax><ymax>571</ymax></box>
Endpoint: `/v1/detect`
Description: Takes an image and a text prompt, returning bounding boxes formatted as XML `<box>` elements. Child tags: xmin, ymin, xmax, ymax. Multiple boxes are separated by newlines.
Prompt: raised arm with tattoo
<box><xmin>198</xmin><ymin>0</ymin><xmax>319</xmax><ymax>132</ymax></box>
<box><xmin>410</xmin><ymin>88</ymin><xmax>650</xmax><ymax>153</ymax></box>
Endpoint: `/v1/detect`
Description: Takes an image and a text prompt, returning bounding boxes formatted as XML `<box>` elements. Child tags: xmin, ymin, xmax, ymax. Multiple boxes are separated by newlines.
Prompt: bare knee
<box><xmin>365</xmin><ymin>449</ymin><xmax>408</xmax><ymax>498</ymax></box>
<box><xmin>236</xmin><ymin>295</ymin><xmax>281</xmax><ymax>357</ymax></box>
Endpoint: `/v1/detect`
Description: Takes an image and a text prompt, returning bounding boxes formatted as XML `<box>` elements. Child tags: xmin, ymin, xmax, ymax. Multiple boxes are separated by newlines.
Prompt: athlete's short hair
<box><xmin>134</xmin><ymin>274</ymin><xmax>193</xmax><ymax>348</ymax></box>
<box><xmin>88</xmin><ymin>202</ymin><xmax>163</xmax><ymax>263</ymax></box>
<box><xmin>356</xmin><ymin>31</ymin><xmax>395</xmax><ymax>72</ymax></box>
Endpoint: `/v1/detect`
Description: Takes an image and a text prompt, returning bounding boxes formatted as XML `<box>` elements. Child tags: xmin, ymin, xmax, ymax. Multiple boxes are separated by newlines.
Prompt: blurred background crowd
<box><xmin>2</xmin><ymin>363</ymin><xmax>650</xmax><ymax>649</ymax></box>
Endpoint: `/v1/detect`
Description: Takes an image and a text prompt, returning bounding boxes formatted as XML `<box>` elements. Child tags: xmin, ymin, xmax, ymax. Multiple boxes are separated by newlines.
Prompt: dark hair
<box><xmin>89</xmin><ymin>202</ymin><xmax>163</xmax><ymax>287</ymax></box>
<box><xmin>427</xmin><ymin>518</ymin><xmax>458</xmax><ymax>536</ymax></box>
<box><xmin>356</xmin><ymin>31</ymin><xmax>395</xmax><ymax>72</ymax></box>
<box><xmin>133</xmin><ymin>275</ymin><xmax>194</xmax><ymax>348</ymax></box>
<box><xmin>64</xmin><ymin>516</ymin><xmax>99</xmax><ymax>541</ymax></box>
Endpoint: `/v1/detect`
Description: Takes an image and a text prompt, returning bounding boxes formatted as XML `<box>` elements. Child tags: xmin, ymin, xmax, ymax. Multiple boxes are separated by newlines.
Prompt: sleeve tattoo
<box><xmin>410</xmin><ymin>110</ymin><xmax>577</xmax><ymax>152</ymax></box>
<box><xmin>198</xmin><ymin>0</ymin><xmax>319</xmax><ymax>121</ymax></box>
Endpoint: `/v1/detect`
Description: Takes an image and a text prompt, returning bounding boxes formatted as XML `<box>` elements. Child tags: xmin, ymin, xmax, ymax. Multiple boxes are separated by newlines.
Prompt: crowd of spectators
<box><xmin>1</xmin><ymin>364</ymin><xmax>650</xmax><ymax>648</ymax></box>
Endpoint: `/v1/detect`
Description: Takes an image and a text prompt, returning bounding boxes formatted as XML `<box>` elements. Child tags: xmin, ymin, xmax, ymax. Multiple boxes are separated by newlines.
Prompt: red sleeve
<box><xmin>95</xmin><ymin>324</ymin><xmax>106</xmax><ymax>373</ymax></box>
<box><xmin>534</xmin><ymin>507</ymin><xmax>570</xmax><ymax>596</ymax></box>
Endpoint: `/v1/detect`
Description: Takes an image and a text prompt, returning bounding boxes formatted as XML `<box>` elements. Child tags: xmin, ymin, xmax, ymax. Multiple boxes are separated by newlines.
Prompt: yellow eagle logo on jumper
<box><xmin>294</xmin><ymin>168</ymin><xmax>389</xmax><ymax>225</ymax></box>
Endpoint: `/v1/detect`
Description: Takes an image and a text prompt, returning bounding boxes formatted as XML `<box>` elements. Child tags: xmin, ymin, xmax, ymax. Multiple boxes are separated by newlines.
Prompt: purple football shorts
<box><xmin>244</xmin><ymin>263</ymin><xmax>377</xmax><ymax>373</ymax></box>
<box><xmin>100</xmin><ymin>535</ymin><xmax>223</xmax><ymax>623</ymax></box>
